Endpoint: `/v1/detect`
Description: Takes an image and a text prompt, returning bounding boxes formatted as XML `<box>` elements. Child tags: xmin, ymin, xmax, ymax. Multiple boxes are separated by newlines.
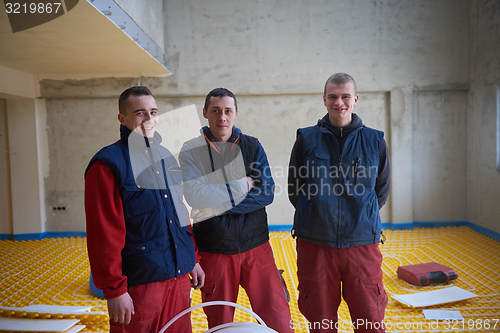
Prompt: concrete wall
<box><xmin>43</xmin><ymin>96</ymin><xmax>119</xmax><ymax>231</ymax></box>
<box><xmin>467</xmin><ymin>0</ymin><xmax>500</xmax><ymax>233</ymax></box>
<box><xmin>163</xmin><ymin>0</ymin><xmax>470</xmax><ymax>95</ymax></box>
<box><xmin>36</xmin><ymin>0</ymin><xmax>480</xmax><ymax>233</ymax></box>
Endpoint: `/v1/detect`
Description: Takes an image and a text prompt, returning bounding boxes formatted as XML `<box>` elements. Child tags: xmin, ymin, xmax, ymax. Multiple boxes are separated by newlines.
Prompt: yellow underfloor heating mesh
<box><xmin>0</xmin><ymin>226</ymin><xmax>499</xmax><ymax>332</ymax></box>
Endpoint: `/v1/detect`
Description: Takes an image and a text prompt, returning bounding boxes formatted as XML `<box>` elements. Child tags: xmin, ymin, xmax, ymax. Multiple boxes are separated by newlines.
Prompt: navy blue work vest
<box><xmin>293</xmin><ymin>124</ymin><xmax>384</xmax><ymax>248</ymax></box>
<box><xmin>85</xmin><ymin>125</ymin><xmax>195</xmax><ymax>287</ymax></box>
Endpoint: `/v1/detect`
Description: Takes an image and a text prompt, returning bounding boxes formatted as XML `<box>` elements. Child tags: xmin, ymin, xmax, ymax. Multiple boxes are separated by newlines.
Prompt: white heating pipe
<box><xmin>158</xmin><ymin>301</ymin><xmax>278</xmax><ymax>333</ymax></box>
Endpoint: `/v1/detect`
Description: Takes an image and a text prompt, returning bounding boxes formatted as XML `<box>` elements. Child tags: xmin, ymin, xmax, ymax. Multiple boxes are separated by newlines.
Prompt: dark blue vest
<box><xmin>182</xmin><ymin>132</ymin><xmax>270</xmax><ymax>254</ymax></box>
<box><xmin>293</xmin><ymin>124</ymin><xmax>384</xmax><ymax>248</ymax></box>
<box><xmin>85</xmin><ymin>125</ymin><xmax>195</xmax><ymax>287</ymax></box>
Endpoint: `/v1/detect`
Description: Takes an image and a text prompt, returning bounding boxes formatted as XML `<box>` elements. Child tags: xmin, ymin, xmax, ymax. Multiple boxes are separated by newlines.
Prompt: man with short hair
<box><xmin>288</xmin><ymin>73</ymin><xmax>391</xmax><ymax>333</ymax></box>
<box><xmin>85</xmin><ymin>86</ymin><xmax>204</xmax><ymax>333</ymax></box>
<box><xmin>179</xmin><ymin>87</ymin><xmax>294</xmax><ymax>333</ymax></box>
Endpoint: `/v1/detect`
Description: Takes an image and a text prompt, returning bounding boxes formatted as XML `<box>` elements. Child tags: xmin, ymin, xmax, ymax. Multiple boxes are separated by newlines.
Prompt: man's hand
<box><xmin>107</xmin><ymin>292</ymin><xmax>135</xmax><ymax>325</ymax></box>
<box><xmin>190</xmin><ymin>263</ymin><xmax>205</xmax><ymax>290</ymax></box>
<box><xmin>245</xmin><ymin>176</ymin><xmax>255</xmax><ymax>191</ymax></box>
<box><xmin>190</xmin><ymin>207</ymin><xmax>215</xmax><ymax>222</ymax></box>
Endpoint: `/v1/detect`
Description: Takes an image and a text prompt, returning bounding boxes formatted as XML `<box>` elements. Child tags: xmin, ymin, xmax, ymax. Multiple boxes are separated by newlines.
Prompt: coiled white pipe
<box><xmin>158</xmin><ymin>301</ymin><xmax>278</xmax><ymax>333</ymax></box>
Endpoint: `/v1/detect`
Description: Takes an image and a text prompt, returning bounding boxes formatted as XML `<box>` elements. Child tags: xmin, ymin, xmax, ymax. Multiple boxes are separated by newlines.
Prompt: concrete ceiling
<box><xmin>0</xmin><ymin>0</ymin><xmax>170</xmax><ymax>78</ymax></box>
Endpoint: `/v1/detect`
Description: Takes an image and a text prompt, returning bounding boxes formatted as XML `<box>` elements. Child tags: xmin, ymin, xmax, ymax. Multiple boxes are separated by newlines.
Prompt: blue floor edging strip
<box><xmin>0</xmin><ymin>231</ymin><xmax>87</xmax><ymax>241</ymax></box>
<box><xmin>466</xmin><ymin>223</ymin><xmax>500</xmax><ymax>242</ymax></box>
<box><xmin>269</xmin><ymin>225</ymin><xmax>293</xmax><ymax>232</ymax></box>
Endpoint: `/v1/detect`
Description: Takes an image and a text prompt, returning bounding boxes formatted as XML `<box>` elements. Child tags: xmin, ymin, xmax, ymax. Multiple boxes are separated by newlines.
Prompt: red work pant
<box><xmin>199</xmin><ymin>242</ymin><xmax>294</xmax><ymax>333</ymax></box>
<box><xmin>110</xmin><ymin>274</ymin><xmax>192</xmax><ymax>333</ymax></box>
<box><xmin>296</xmin><ymin>239</ymin><xmax>388</xmax><ymax>333</ymax></box>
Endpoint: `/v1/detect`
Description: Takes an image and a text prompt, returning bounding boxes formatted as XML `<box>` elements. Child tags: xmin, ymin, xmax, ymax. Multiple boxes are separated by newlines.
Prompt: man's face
<box><xmin>118</xmin><ymin>95</ymin><xmax>159</xmax><ymax>138</ymax></box>
<box><xmin>203</xmin><ymin>96</ymin><xmax>238</xmax><ymax>142</ymax></box>
<box><xmin>323</xmin><ymin>82</ymin><xmax>358</xmax><ymax>127</ymax></box>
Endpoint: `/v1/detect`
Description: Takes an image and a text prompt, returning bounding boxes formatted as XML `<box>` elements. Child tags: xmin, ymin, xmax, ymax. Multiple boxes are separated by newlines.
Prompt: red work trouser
<box><xmin>110</xmin><ymin>274</ymin><xmax>192</xmax><ymax>333</ymax></box>
<box><xmin>199</xmin><ymin>242</ymin><xmax>294</xmax><ymax>333</ymax></box>
<box><xmin>296</xmin><ymin>239</ymin><xmax>388</xmax><ymax>333</ymax></box>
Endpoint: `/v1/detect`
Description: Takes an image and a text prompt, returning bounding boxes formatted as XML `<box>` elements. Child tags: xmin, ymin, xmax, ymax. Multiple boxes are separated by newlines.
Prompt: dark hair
<box><xmin>324</xmin><ymin>73</ymin><xmax>357</xmax><ymax>95</ymax></box>
<box><xmin>118</xmin><ymin>86</ymin><xmax>154</xmax><ymax>114</ymax></box>
<box><xmin>204</xmin><ymin>88</ymin><xmax>238</xmax><ymax>111</ymax></box>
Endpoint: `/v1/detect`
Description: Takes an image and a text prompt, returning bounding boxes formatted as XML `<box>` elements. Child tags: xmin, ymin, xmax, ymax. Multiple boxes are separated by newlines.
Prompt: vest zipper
<box><xmin>326</xmin><ymin>130</ymin><xmax>343</xmax><ymax>246</ymax></box>
<box><xmin>353</xmin><ymin>157</ymin><xmax>359</xmax><ymax>184</ymax></box>
<box><xmin>338</xmin><ymin>151</ymin><xmax>342</xmax><ymax>246</ymax></box>
<box><xmin>337</xmin><ymin>129</ymin><xmax>350</xmax><ymax>246</ymax></box>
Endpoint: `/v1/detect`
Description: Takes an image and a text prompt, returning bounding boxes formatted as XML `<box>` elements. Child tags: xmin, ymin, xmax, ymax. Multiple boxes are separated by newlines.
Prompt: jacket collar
<box><xmin>120</xmin><ymin>124</ymin><xmax>163</xmax><ymax>148</ymax></box>
<box><xmin>318</xmin><ymin>113</ymin><xmax>364</xmax><ymax>137</ymax></box>
<box><xmin>201</xmin><ymin>125</ymin><xmax>241</xmax><ymax>143</ymax></box>
<box><xmin>201</xmin><ymin>125</ymin><xmax>241</xmax><ymax>154</ymax></box>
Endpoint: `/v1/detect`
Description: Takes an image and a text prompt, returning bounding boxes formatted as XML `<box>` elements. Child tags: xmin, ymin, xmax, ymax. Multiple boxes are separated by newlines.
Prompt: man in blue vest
<box><xmin>85</xmin><ymin>86</ymin><xmax>204</xmax><ymax>333</ymax></box>
<box><xmin>179</xmin><ymin>88</ymin><xmax>294</xmax><ymax>332</ymax></box>
<box><xmin>288</xmin><ymin>73</ymin><xmax>391</xmax><ymax>333</ymax></box>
